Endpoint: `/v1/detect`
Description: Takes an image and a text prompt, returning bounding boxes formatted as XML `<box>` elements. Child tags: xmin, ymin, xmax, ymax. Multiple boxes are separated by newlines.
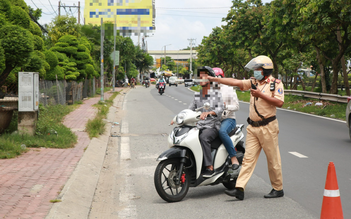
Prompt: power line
<box><xmin>37</xmin><ymin>0</ymin><xmax>54</xmax><ymax>15</ymax></box>
<box><xmin>157</xmin><ymin>13</ymin><xmax>224</xmax><ymax>19</ymax></box>
<box><xmin>47</xmin><ymin>0</ymin><xmax>58</xmax><ymax>16</ymax></box>
<box><xmin>158</xmin><ymin>10</ymin><xmax>227</xmax><ymax>15</ymax></box>
<box><xmin>157</xmin><ymin>7</ymin><xmax>231</xmax><ymax>10</ymax></box>
<box><xmin>30</xmin><ymin>0</ymin><xmax>55</xmax><ymax>15</ymax></box>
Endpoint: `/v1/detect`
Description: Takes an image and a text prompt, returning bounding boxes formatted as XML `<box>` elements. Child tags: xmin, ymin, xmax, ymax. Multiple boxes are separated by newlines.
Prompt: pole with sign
<box><xmin>100</xmin><ymin>17</ymin><xmax>104</xmax><ymax>102</ymax></box>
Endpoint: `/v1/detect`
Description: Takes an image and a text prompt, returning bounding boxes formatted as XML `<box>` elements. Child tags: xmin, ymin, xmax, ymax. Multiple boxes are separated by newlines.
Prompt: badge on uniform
<box><xmin>278</xmin><ymin>88</ymin><xmax>283</xmax><ymax>95</ymax></box>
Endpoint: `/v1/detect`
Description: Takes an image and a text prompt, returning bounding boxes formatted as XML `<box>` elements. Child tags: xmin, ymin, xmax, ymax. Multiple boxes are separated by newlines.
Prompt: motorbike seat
<box><xmin>210</xmin><ymin>125</ymin><xmax>244</xmax><ymax>150</ymax></box>
<box><xmin>210</xmin><ymin>137</ymin><xmax>222</xmax><ymax>150</ymax></box>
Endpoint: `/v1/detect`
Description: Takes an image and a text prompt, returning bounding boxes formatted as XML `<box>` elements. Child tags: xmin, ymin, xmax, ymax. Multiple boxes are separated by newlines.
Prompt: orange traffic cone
<box><xmin>320</xmin><ymin>162</ymin><xmax>343</xmax><ymax>219</ymax></box>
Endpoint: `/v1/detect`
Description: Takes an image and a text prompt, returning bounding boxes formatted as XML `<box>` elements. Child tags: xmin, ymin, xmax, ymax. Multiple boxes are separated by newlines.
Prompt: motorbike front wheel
<box><xmin>154</xmin><ymin>159</ymin><xmax>190</xmax><ymax>202</ymax></box>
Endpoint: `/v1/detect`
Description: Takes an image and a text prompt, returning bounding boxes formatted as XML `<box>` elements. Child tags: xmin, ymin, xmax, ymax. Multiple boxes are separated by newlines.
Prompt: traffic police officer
<box><xmin>208</xmin><ymin>55</ymin><xmax>284</xmax><ymax>200</ymax></box>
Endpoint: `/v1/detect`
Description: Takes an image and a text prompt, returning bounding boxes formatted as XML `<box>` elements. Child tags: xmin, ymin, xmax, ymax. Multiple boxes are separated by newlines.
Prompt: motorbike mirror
<box><xmin>195</xmin><ymin>102</ymin><xmax>211</xmax><ymax>111</ymax></box>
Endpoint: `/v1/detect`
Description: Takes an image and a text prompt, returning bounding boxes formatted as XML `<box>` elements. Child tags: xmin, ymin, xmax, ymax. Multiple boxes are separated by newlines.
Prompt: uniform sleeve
<box><xmin>241</xmin><ymin>79</ymin><xmax>252</xmax><ymax>91</ymax></box>
<box><xmin>274</xmin><ymin>81</ymin><xmax>284</xmax><ymax>102</ymax></box>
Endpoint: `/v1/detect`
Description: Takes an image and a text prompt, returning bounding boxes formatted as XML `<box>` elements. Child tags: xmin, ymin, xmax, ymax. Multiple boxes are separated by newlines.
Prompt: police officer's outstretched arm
<box><xmin>208</xmin><ymin>76</ymin><xmax>244</xmax><ymax>90</ymax></box>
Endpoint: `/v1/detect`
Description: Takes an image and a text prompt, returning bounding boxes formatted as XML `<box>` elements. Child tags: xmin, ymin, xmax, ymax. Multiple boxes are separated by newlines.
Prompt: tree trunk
<box><xmin>330</xmin><ymin>60</ymin><xmax>340</xmax><ymax>94</ymax></box>
<box><xmin>298</xmin><ymin>75</ymin><xmax>306</xmax><ymax>90</ymax></box>
<box><xmin>315</xmin><ymin>47</ymin><xmax>327</xmax><ymax>93</ymax></box>
<box><xmin>311</xmin><ymin>73</ymin><xmax>318</xmax><ymax>92</ymax></box>
<box><xmin>0</xmin><ymin>66</ymin><xmax>15</xmax><ymax>88</ymax></box>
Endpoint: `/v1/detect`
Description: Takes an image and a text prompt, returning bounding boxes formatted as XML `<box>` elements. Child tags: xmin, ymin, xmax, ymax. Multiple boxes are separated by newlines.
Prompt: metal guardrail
<box><xmin>285</xmin><ymin>90</ymin><xmax>349</xmax><ymax>103</ymax></box>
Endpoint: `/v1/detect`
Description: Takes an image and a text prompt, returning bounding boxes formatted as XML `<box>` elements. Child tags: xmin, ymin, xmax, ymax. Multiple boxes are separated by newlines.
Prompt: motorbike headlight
<box><xmin>176</xmin><ymin>111</ymin><xmax>187</xmax><ymax>125</ymax></box>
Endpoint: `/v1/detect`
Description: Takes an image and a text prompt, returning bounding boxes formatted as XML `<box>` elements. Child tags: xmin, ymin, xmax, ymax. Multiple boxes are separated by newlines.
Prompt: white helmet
<box><xmin>244</xmin><ymin>55</ymin><xmax>273</xmax><ymax>71</ymax></box>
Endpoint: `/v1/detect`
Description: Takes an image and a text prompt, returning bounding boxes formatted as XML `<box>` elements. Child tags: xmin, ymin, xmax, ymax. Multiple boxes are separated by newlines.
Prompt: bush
<box><xmin>44</xmin><ymin>50</ymin><xmax>58</xmax><ymax>69</ymax></box>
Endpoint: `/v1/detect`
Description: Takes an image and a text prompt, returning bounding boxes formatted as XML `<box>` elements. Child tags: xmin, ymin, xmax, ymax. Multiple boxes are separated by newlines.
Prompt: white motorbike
<box><xmin>154</xmin><ymin>104</ymin><xmax>245</xmax><ymax>202</ymax></box>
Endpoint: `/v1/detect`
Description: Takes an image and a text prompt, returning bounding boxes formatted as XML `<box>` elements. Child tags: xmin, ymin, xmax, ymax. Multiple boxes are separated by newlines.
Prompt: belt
<box><xmin>247</xmin><ymin>116</ymin><xmax>276</xmax><ymax>127</ymax></box>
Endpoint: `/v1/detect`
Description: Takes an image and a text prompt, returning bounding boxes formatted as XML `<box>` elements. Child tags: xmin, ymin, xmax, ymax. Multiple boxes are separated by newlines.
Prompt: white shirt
<box><xmin>219</xmin><ymin>84</ymin><xmax>239</xmax><ymax>120</ymax></box>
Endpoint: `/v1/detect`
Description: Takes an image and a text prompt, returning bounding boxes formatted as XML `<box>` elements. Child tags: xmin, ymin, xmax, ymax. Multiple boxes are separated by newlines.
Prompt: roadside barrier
<box><xmin>285</xmin><ymin>90</ymin><xmax>348</xmax><ymax>103</ymax></box>
<box><xmin>320</xmin><ymin>162</ymin><xmax>344</xmax><ymax>219</ymax></box>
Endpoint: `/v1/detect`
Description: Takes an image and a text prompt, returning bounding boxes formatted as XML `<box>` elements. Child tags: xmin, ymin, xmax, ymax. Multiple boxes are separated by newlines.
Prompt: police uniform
<box><xmin>236</xmin><ymin>75</ymin><xmax>284</xmax><ymax>191</ymax></box>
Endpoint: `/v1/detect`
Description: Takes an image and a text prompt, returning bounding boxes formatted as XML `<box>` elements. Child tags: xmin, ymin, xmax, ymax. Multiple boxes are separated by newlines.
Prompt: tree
<box><xmin>47</xmin><ymin>16</ymin><xmax>80</xmax><ymax>45</ymax></box>
<box><xmin>0</xmin><ymin>25</ymin><xmax>34</xmax><ymax>87</ymax></box>
<box><xmin>295</xmin><ymin>0</ymin><xmax>351</xmax><ymax>94</ymax></box>
<box><xmin>134</xmin><ymin>46</ymin><xmax>153</xmax><ymax>75</ymax></box>
<box><xmin>50</xmin><ymin>35</ymin><xmax>95</xmax><ymax>80</ymax></box>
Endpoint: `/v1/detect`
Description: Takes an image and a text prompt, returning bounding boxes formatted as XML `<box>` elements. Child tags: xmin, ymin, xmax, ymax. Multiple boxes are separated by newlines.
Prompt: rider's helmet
<box><xmin>212</xmin><ymin>67</ymin><xmax>224</xmax><ymax>78</ymax></box>
<box><xmin>197</xmin><ymin>66</ymin><xmax>216</xmax><ymax>77</ymax></box>
<box><xmin>244</xmin><ymin>55</ymin><xmax>273</xmax><ymax>76</ymax></box>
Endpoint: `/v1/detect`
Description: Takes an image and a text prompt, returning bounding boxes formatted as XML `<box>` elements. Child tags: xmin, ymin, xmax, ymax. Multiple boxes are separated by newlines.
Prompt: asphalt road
<box><xmin>111</xmin><ymin>84</ymin><xmax>335</xmax><ymax>219</ymax></box>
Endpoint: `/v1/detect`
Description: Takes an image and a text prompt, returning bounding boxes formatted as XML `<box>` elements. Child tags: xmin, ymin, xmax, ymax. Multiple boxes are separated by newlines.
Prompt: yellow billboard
<box><xmin>84</xmin><ymin>0</ymin><xmax>155</xmax><ymax>32</ymax></box>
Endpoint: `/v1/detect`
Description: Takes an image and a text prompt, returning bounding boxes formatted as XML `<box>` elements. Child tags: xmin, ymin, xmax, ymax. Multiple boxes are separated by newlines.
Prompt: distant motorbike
<box><xmin>158</xmin><ymin>82</ymin><xmax>165</xmax><ymax>95</ymax></box>
<box><xmin>154</xmin><ymin>103</ymin><xmax>245</xmax><ymax>202</ymax></box>
<box><xmin>143</xmin><ymin>80</ymin><xmax>150</xmax><ymax>88</ymax></box>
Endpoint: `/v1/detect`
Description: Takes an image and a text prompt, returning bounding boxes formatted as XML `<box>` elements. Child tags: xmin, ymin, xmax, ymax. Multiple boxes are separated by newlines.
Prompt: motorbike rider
<box><xmin>131</xmin><ymin>77</ymin><xmax>136</xmax><ymax>88</ymax></box>
<box><xmin>157</xmin><ymin>77</ymin><xmax>166</xmax><ymax>90</ymax></box>
<box><xmin>215</xmin><ymin>69</ymin><xmax>241</xmax><ymax>173</ymax></box>
<box><xmin>188</xmin><ymin>66</ymin><xmax>224</xmax><ymax>178</ymax></box>
<box><xmin>208</xmin><ymin>55</ymin><xmax>284</xmax><ymax>200</ymax></box>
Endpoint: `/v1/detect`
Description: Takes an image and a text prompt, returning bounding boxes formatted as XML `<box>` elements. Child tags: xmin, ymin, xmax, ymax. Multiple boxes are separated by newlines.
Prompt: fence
<box><xmin>1</xmin><ymin>77</ymin><xmax>99</xmax><ymax>109</ymax></box>
<box><xmin>40</xmin><ymin>78</ymin><xmax>98</xmax><ymax>106</ymax></box>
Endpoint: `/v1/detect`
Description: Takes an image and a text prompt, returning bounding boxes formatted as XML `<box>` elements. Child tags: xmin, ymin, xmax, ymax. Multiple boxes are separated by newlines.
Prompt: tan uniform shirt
<box><xmin>242</xmin><ymin>75</ymin><xmax>284</xmax><ymax>121</ymax></box>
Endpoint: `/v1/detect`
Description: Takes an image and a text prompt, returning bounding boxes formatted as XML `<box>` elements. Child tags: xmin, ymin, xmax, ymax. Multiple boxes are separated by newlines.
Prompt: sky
<box><xmin>24</xmin><ymin>0</ymin><xmax>271</xmax><ymax>51</ymax></box>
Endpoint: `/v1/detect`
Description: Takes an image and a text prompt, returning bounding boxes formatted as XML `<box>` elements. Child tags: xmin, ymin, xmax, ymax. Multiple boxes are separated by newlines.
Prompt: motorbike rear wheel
<box><xmin>154</xmin><ymin>159</ymin><xmax>190</xmax><ymax>202</ymax></box>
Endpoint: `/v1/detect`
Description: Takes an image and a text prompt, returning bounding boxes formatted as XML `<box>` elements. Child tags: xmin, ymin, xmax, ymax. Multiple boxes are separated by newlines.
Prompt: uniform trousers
<box><xmin>199</xmin><ymin>128</ymin><xmax>218</xmax><ymax>167</ymax></box>
<box><xmin>236</xmin><ymin>119</ymin><xmax>283</xmax><ymax>191</ymax></box>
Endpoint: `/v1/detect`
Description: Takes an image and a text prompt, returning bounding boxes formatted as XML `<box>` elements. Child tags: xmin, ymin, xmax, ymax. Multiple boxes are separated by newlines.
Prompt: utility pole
<box><xmin>113</xmin><ymin>15</ymin><xmax>116</xmax><ymax>91</ymax></box>
<box><xmin>100</xmin><ymin>17</ymin><xmax>104</xmax><ymax>102</ymax></box>
<box><xmin>58</xmin><ymin>1</ymin><xmax>80</xmax><ymax>24</ymax></box>
<box><xmin>78</xmin><ymin>2</ymin><xmax>80</xmax><ymax>24</ymax></box>
<box><xmin>188</xmin><ymin>38</ymin><xmax>195</xmax><ymax>79</ymax></box>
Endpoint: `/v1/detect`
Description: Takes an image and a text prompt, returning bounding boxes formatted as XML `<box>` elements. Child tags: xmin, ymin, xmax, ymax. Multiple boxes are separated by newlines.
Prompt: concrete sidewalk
<box><xmin>0</xmin><ymin>88</ymin><xmax>127</xmax><ymax>219</ymax></box>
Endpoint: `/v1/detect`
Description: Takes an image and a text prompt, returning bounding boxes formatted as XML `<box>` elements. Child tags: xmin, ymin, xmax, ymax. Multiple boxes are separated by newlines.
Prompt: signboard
<box><xmin>110</xmin><ymin>51</ymin><xmax>120</xmax><ymax>66</ymax></box>
<box><xmin>84</xmin><ymin>0</ymin><xmax>155</xmax><ymax>32</ymax></box>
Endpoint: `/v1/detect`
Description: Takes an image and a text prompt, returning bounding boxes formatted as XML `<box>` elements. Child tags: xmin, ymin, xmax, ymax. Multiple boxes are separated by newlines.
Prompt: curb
<box><xmin>45</xmin><ymin>90</ymin><xmax>128</xmax><ymax>218</ymax></box>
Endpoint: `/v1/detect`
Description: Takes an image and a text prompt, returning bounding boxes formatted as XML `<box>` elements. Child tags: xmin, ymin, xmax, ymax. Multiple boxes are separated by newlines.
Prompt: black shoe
<box><xmin>202</xmin><ymin>168</ymin><xmax>215</xmax><ymax>178</ymax></box>
<box><xmin>231</xmin><ymin>164</ymin><xmax>240</xmax><ymax>170</ymax></box>
<box><xmin>264</xmin><ymin>189</ymin><xmax>284</xmax><ymax>198</ymax></box>
<box><xmin>224</xmin><ymin>188</ymin><xmax>244</xmax><ymax>200</ymax></box>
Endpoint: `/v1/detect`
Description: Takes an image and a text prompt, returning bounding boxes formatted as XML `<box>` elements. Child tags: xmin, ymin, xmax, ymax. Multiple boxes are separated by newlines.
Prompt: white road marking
<box><xmin>119</xmin><ymin>98</ymin><xmax>137</xmax><ymax>218</ymax></box>
<box><xmin>289</xmin><ymin>151</ymin><xmax>308</xmax><ymax>158</ymax></box>
<box><xmin>120</xmin><ymin>136</ymin><xmax>130</xmax><ymax>160</ymax></box>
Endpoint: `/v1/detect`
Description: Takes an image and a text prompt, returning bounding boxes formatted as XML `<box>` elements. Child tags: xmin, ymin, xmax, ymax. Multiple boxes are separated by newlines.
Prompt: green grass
<box><xmin>0</xmin><ymin>89</ymin><xmax>121</xmax><ymax>159</ymax></box>
<box><xmin>86</xmin><ymin>91</ymin><xmax>119</xmax><ymax>138</ymax></box>
<box><xmin>236</xmin><ymin>90</ymin><xmax>346</xmax><ymax>120</ymax></box>
<box><xmin>190</xmin><ymin>85</ymin><xmax>202</xmax><ymax>92</ymax></box>
<box><xmin>0</xmin><ymin>103</ymin><xmax>80</xmax><ymax>159</ymax></box>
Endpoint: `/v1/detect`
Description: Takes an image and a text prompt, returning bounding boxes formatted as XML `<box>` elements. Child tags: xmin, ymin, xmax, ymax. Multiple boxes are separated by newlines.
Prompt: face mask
<box><xmin>254</xmin><ymin>70</ymin><xmax>264</xmax><ymax>80</ymax></box>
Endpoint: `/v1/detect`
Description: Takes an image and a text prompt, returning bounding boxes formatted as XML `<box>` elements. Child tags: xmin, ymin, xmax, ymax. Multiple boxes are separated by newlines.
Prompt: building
<box><xmin>148</xmin><ymin>50</ymin><xmax>197</xmax><ymax>68</ymax></box>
